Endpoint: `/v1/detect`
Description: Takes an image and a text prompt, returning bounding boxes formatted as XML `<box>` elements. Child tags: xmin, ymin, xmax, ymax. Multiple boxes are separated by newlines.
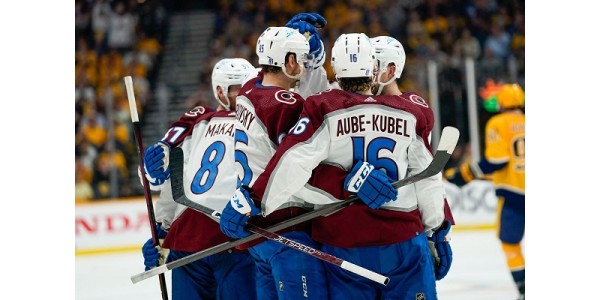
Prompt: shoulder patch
<box><xmin>184</xmin><ymin>106</ymin><xmax>206</xmax><ymax>117</ymax></box>
<box><xmin>408</xmin><ymin>94</ymin><xmax>429</xmax><ymax>108</ymax></box>
<box><xmin>274</xmin><ymin>90</ymin><xmax>298</xmax><ymax>105</ymax></box>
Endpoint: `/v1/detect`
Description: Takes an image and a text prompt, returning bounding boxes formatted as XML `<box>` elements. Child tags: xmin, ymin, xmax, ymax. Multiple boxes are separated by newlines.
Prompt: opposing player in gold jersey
<box><xmin>445</xmin><ymin>83</ymin><xmax>525</xmax><ymax>300</ymax></box>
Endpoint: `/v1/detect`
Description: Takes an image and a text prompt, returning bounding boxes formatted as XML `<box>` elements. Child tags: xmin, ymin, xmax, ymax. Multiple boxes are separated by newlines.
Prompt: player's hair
<box><xmin>338</xmin><ymin>77</ymin><xmax>373</xmax><ymax>93</ymax></box>
<box><xmin>260</xmin><ymin>53</ymin><xmax>296</xmax><ymax>74</ymax></box>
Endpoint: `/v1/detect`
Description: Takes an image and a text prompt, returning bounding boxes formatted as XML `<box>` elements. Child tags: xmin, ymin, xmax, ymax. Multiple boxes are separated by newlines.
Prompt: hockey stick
<box><xmin>130</xmin><ymin>126</ymin><xmax>459</xmax><ymax>284</ymax></box>
<box><xmin>167</xmin><ymin>147</ymin><xmax>390</xmax><ymax>285</ymax></box>
<box><xmin>124</xmin><ymin>76</ymin><xmax>169</xmax><ymax>300</ymax></box>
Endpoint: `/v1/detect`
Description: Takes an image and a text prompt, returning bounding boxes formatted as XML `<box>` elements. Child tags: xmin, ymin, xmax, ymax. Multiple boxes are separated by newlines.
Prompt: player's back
<box><xmin>234</xmin><ymin>75</ymin><xmax>306</xmax><ymax>186</ymax></box>
<box><xmin>179</xmin><ymin>110</ymin><xmax>238</xmax><ymax>209</ymax></box>
<box><xmin>258</xmin><ymin>88</ymin><xmax>445</xmax><ymax>247</ymax></box>
<box><xmin>485</xmin><ymin>111</ymin><xmax>525</xmax><ymax>194</ymax></box>
<box><xmin>307</xmin><ymin>89</ymin><xmax>433</xmax><ymax>184</ymax></box>
<box><xmin>161</xmin><ymin>110</ymin><xmax>239</xmax><ymax>252</ymax></box>
<box><xmin>233</xmin><ymin>74</ymin><xmax>314</xmax><ymax>245</ymax></box>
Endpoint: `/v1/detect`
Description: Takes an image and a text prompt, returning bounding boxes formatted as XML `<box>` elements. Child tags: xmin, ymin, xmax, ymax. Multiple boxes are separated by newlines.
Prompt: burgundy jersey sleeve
<box><xmin>307</xmin><ymin>164</ymin><xmax>352</xmax><ymax>200</ymax></box>
<box><xmin>252</xmin><ymin>92</ymin><xmax>353</xmax><ymax>209</ymax></box>
<box><xmin>399</xmin><ymin>92</ymin><xmax>435</xmax><ymax>154</ymax></box>
<box><xmin>400</xmin><ymin>92</ymin><xmax>455</xmax><ymax>225</ymax></box>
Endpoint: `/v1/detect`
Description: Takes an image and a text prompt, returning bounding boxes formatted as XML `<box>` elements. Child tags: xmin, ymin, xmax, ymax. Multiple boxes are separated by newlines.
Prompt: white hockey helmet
<box><xmin>211</xmin><ymin>58</ymin><xmax>258</xmax><ymax>110</ymax></box>
<box><xmin>331</xmin><ymin>33</ymin><xmax>376</xmax><ymax>79</ymax></box>
<box><xmin>370</xmin><ymin>36</ymin><xmax>406</xmax><ymax>95</ymax></box>
<box><xmin>256</xmin><ymin>26</ymin><xmax>310</xmax><ymax>79</ymax></box>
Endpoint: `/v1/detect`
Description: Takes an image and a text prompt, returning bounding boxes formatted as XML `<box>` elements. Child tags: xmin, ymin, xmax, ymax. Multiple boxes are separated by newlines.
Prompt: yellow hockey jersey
<box><xmin>484</xmin><ymin>111</ymin><xmax>525</xmax><ymax>195</ymax></box>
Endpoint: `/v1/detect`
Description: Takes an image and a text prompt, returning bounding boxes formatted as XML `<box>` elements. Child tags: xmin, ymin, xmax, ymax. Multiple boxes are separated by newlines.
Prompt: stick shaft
<box><xmin>131</xmin><ymin>126</ymin><xmax>459</xmax><ymax>284</ymax></box>
<box><xmin>124</xmin><ymin>76</ymin><xmax>169</xmax><ymax>300</ymax></box>
<box><xmin>169</xmin><ymin>147</ymin><xmax>390</xmax><ymax>285</ymax></box>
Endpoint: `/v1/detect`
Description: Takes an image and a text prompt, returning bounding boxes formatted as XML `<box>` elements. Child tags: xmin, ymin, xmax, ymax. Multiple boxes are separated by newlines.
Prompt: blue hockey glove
<box><xmin>141</xmin><ymin>224</ymin><xmax>168</xmax><ymax>271</ymax></box>
<box><xmin>219</xmin><ymin>186</ymin><xmax>261</xmax><ymax>239</ymax></box>
<box><xmin>428</xmin><ymin>220</ymin><xmax>453</xmax><ymax>280</ymax></box>
<box><xmin>344</xmin><ymin>161</ymin><xmax>398</xmax><ymax>209</ymax></box>
<box><xmin>286</xmin><ymin>20</ymin><xmax>323</xmax><ymax>58</ymax></box>
<box><xmin>143</xmin><ymin>141</ymin><xmax>170</xmax><ymax>186</ymax></box>
<box><xmin>285</xmin><ymin>12</ymin><xmax>327</xmax><ymax>28</ymax></box>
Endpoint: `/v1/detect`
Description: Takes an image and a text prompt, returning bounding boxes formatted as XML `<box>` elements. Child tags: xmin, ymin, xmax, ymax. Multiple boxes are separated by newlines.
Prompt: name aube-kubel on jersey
<box><xmin>336</xmin><ymin>113</ymin><xmax>412</xmax><ymax>137</ymax></box>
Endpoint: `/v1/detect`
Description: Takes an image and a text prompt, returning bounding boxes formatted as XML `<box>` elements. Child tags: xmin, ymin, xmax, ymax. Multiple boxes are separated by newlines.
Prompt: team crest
<box><xmin>408</xmin><ymin>94</ymin><xmax>429</xmax><ymax>108</ymax></box>
<box><xmin>184</xmin><ymin>106</ymin><xmax>206</xmax><ymax>117</ymax></box>
<box><xmin>275</xmin><ymin>90</ymin><xmax>297</xmax><ymax>104</ymax></box>
<box><xmin>415</xmin><ymin>292</ymin><xmax>426</xmax><ymax>300</ymax></box>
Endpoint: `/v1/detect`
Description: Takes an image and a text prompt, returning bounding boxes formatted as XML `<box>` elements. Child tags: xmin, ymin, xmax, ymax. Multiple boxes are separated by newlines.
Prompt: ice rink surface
<box><xmin>75</xmin><ymin>230</ymin><xmax>519</xmax><ymax>300</ymax></box>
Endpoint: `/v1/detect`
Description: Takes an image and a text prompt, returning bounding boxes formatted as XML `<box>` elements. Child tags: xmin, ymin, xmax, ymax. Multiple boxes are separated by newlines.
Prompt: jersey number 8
<box><xmin>191</xmin><ymin>141</ymin><xmax>225</xmax><ymax>194</ymax></box>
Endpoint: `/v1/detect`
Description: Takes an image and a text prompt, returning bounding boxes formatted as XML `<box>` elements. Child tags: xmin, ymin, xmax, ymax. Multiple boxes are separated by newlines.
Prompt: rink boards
<box><xmin>75</xmin><ymin>180</ymin><xmax>498</xmax><ymax>256</ymax></box>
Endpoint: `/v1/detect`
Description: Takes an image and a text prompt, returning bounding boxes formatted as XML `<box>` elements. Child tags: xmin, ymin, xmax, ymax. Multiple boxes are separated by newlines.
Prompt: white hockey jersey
<box><xmin>152</xmin><ymin>107</ymin><xmax>240</xmax><ymax>252</ymax></box>
<box><xmin>252</xmin><ymin>89</ymin><xmax>447</xmax><ymax>248</ymax></box>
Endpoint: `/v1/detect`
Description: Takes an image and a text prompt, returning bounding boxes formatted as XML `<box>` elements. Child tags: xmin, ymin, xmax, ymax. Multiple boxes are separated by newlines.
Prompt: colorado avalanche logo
<box><xmin>184</xmin><ymin>106</ymin><xmax>206</xmax><ymax>117</ymax></box>
<box><xmin>275</xmin><ymin>90</ymin><xmax>297</xmax><ymax>105</ymax></box>
<box><xmin>408</xmin><ymin>94</ymin><xmax>429</xmax><ymax>108</ymax></box>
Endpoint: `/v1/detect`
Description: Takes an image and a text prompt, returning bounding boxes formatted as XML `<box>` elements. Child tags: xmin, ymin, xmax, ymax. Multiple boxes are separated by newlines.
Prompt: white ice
<box><xmin>75</xmin><ymin>230</ymin><xmax>519</xmax><ymax>299</ymax></box>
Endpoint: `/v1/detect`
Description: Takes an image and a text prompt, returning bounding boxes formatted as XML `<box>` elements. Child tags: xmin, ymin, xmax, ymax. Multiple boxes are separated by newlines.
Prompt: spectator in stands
<box><xmin>458</xmin><ymin>27</ymin><xmax>481</xmax><ymax>60</ymax></box>
<box><xmin>107</xmin><ymin>1</ymin><xmax>138</xmax><ymax>54</ymax></box>
<box><xmin>76</xmin><ymin>0</ymin><xmax>92</xmax><ymax>45</ymax></box>
<box><xmin>91</xmin><ymin>0</ymin><xmax>112</xmax><ymax>54</ymax></box>
<box><xmin>79</xmin><ymin>107</ymin><xmax>108</xmax><ymax>150</ymax></box>
<box><xmin>76</xmin><ymin>153</ymin><xmax>94</xmax><ymax>201</ymax></box>
<box><xmin>484</xmin><ymin>22</ymin><xmax>511</xmax><ymax>63</ymax></box>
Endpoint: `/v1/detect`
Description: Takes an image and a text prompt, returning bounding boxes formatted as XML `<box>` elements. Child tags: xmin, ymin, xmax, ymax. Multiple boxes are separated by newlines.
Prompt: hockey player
<box><xmin>445</xmin><ymin>82</ymin><xmax>525</xmax><ymax>300</ymax></box>
<box><xmin>370</xmin><ymin>35</ymin><xmax>455</xmax><ymax>282</ymax></box>
<box><xmin>215</xmin><ymin>24</ymin><xmax>334</xmax><ymax>300</ymax></box>
<box><xmin>223</xmin><ymin>33</ymin><xmax>451</xmax><ymax>299</ymax></box>
<box><xmin>219</xmin><ymin>17</ymin><xmax>396</xmax><ymax>298</ymax></box>
<box><xmin>140</xmin><ymin>58</ymin><xmax>259</xmax><ymax>300</ymax></box>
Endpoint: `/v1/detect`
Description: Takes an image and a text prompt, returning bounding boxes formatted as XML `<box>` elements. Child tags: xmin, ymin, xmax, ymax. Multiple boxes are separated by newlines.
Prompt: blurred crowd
<box><xmin>75</xmin><ymin>0</ymin><xmax>524</xmax><ymax>201</ymax></box>
<box><xmin>75</xmin><ymin>0</ymin><xmax>167</xmax><ymax>201</ymax></box>
<box><xmin>191</xmin><ymin>0</ymin><xmax>524</xmax><ymax>108</ymax></box>
<box><xmin>197</xmin><ymin>0</ymin><xmax>524</xmax><ymax>172</ymax></box>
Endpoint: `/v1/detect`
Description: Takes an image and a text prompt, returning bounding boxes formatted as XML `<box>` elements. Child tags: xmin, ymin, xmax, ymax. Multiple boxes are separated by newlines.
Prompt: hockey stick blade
<box><xmin>130</xmin><ymin>126</ymin><xmax>459</xmax><ymax>284</ymax></box>
<box><xmin>390</xmin><ymin>126</ymin><xmax>458</xmax><ymax>188</ymax></box>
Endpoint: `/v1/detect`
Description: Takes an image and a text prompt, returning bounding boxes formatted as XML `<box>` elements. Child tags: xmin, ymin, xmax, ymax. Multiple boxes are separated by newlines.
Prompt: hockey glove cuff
<box><xmin>143</xmin><ymin>141</ymin><xmax>171</xmax><ymax>185</ymax></box>
<box><xmin>141</xmin><ymin>224</ymin><xmax>169</xmax><ymax>271</ymax></box>
<box><xmin>219</xmin><ymin>186</ymin><xmax>260</xmax><ymax>239</ymax></box>
<box><xmin>444</xmin><ymin>162</ymin><xmax>483</xmax><ymax>187</ymax></box>
<box><xmin>428</xmin><ymin>220</ymin><xmax>453</xmax><ymax>280</ymax></box>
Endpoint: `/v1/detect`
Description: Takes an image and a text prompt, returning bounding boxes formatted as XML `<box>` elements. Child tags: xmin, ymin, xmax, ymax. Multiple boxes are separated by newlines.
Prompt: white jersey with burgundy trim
<box><xmin>252</xmin><ymin>89</ymin><xmax>446</xmax><ymax>245</ymax></box>
<box><xmin>153</xmin><ymin>110</ymin><xmax>239</xmax><ymax>252</ymax></box>
<box><xmin>234</xmin><ymin>75</ymin><xmax>314</xmax><ymax>211</ymax></box>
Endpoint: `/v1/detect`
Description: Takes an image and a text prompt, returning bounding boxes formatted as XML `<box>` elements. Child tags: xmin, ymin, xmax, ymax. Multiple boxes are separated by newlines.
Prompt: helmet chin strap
<box><xmin>375</xmin><ymin>70</ymin><xmax>396</xmax><ymax>96</ymax></box>
<box><xmin>216</xmin><ymin>86</ymin><xmax>231</xmax><ymax>111</ymax></box>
